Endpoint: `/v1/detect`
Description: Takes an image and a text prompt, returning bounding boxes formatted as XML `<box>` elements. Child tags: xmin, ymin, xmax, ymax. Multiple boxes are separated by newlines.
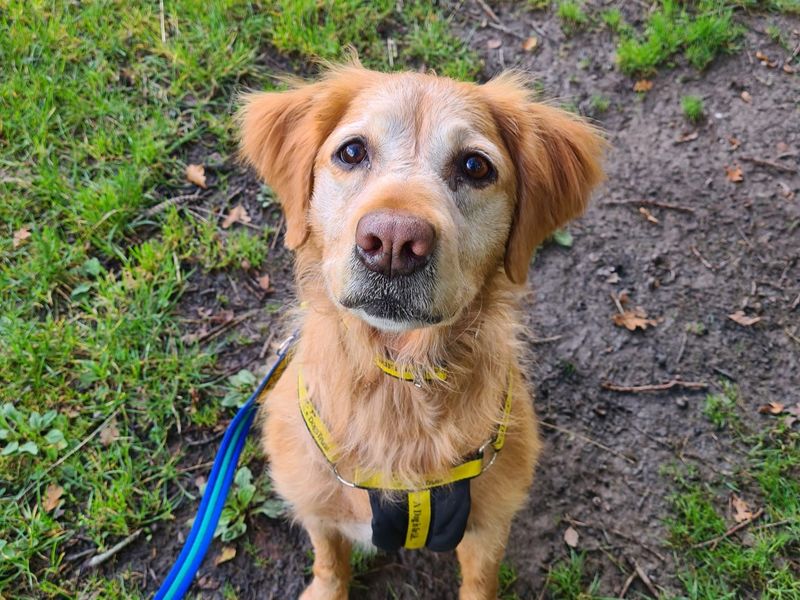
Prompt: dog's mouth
<box><xmin>339</xmin><ymin>255</ymin><xmax>443</xmax><ymax>331</ymax></box>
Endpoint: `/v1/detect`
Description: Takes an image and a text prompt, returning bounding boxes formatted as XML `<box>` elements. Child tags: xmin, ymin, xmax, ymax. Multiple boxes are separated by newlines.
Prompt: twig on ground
<box><xmin>674</xmin><ymin>332</ymin><xmax>688</xmax><ymax>365</ymax></box>
<box><xmin>692</xmin><ymin>508</ymin><xmax>764</xmax><ymax>549</ymax></box>
<box><xmin>144</xmin><ymin>193</ymin><xmax>201</xmax><ymax>217</ymax></box>
<box><xmin>159</xmin><ymin>0</ymin><xmax>166</xmax><ymax>43</ymax></box>
<box><xmin>270</xmin><ymin>214</ymin><xmax>285</xmax><ymax>250</ymax></box>
<box><xmin>610</xmin><ymin>292</ymin><xmax>625</xmax><ymax>315</ymax></box>
<box><xmin>87</xmin><ymin>529</ymin><xmax>142</xmax><ymax>568</ymax></box>
<box><xmin>540</xmin><ymin>421</ymin><xmax>637</xmax><ymax>464</ymax></box>
<box><xmin>712</xmin><ymin>366</ymin><xmax>737</xmax><ymax>381</ymax></box>
<box><xmin>487</xmin><ymin>21</ymin><xmax>526</xmax><ymax>40</ymax></box>
<box><xmin>602</xmin><ymin>199</ymin><xmax>695</xmax><ymax>214</ymax></box>
<box><xmin>529</xmin><ymin>335</ymin><xmax>562</xmax><ymax>344</ymax></box>
<box><xmin>602</xmin><ymin>380</ymin><xmax>708</xmax><ymax>393</ymax></box>
<box><xmin>691</xmin><ymin>245</ymin><xmax>714</xmax><ymax>271</ymax></box>
<box><xmin>629</xmin><ymin>558</ymin><xmax>660</xmax><ymax>598</ymax></box>
<box><xmin>475</xmin><ymin>0</ymin><xmax>501</xmax><ymax>24</ymax></box>
<box><xmin>259</xmin><ymin>330</ymin><xmax>276</xmax><ymax>360</ymax></box>
<box><xmin>619</xmin><ymin>571</ymin><xmax>637</xmax><ymax>598</ymax></box>
<box><xmin>785</xmin><ymin>328</ymin><xmax>800</xmax><ymax>346</ymax></box>
<box><xmin>740</xmin><ymin>155</ymin><xmax>798</xmax><ymax>174</ymax></box>
<box><xmin>194</xmin><ymin>308</ymin><xmax>260</xmax><ymax>344</ymax></box>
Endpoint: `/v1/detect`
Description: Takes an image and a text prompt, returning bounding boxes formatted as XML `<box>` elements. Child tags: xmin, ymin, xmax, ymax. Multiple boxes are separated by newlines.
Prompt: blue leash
<box><xmin>154</xmin><ymin>334</ymin><xmax>295</xmax><ymax>600</ymax></box>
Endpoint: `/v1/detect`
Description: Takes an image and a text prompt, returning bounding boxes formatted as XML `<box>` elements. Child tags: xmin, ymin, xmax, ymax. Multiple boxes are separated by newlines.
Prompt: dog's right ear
<box><xmin>238</xmin><ymin>67</ymin><xmax>369</xmax><ymax>249</ymax></box>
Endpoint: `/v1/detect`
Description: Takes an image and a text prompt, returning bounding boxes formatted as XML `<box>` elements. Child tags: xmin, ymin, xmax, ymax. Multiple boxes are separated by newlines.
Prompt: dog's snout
<box><xmin>355</xmin><ymin>211</ymin><xmax>435</xmax><ymax>277</ymax></box>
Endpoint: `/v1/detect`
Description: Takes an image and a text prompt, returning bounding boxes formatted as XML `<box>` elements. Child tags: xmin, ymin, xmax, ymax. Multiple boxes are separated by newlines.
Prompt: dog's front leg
<box><xmin>299</xmin><ymin>521</ymin><xmax>352</xmax><ymax>600</ymax></box>
<box><xmin>456</xmin><ymin>524</ymin><xmax>511</xmax><ymax>600</ymax></box>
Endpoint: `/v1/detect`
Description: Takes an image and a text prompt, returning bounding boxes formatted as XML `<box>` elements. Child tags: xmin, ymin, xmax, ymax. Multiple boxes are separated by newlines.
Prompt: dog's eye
<box><xmin>461</xmin><ymin>153</ymin><xmax>492</xmax><ymax>181</ymax></box>
<box><xmin>338</xmin><ymin>140</ymin><xmax>368</xmax><ymax>165</ymax></box>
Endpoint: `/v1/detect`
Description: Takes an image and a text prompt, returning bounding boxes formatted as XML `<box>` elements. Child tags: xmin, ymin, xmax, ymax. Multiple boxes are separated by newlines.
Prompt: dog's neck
<box><xmin>291</xmin><ymin>251</ymin><xmax>524</xmax><ymax>484</ymax></box>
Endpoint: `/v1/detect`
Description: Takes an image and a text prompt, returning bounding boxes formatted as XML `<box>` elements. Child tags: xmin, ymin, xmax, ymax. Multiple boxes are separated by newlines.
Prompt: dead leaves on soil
<box><xmin>185</xmin><ymin>163</ymin><xmax>208</xmax><ymax>189</ymax></box>
<box><xmin>222</xmin><ymin>205</ymin><xmax>251</xmax><ymax>229</ymax></box>
<box><xmin>728</xmin><ymin>310</ymin><xmax>761</xmax><ymax>327</ymax></box>
<box><xmin>522</xmin><ymin>36</ymin><xmax>538</xmax><ymax>52</ymax></box>
<box><xmin>613</xmin><ymin>307</ymin><xmax>658</xmax><ymax>331</ymax></box>
<box><xmin>725</xmin><ymin>164</ymin><xmax>744</xmax><ymax>183</ymax></box>
<box><xmin>633</xmin><ymin>79</ymin><xmax>653</xmax><ymax>93</ymax></box>
<box><xmin>214</xmin><ymin>546</ymin><xmax>236</xmax><ymax>566</ymax></box>
<box><xmin>758</xmin><ymin>401</ymin><xmax>800</xmax><ymax>428</ymax></box>
<box><xmin>563</xmin><ymin>526</ymin><xmax>579</xmax><ymax>548</ymax></box>
<box><xmin>43</xmin><ymin>483</ymin><xmax>64</xmax><ymax>512</ymax></box>
<box><xmin>12</xmin><ymin>227</ymin><xmax>31</xmax><ymax>248</ymax></box>
<box><xmin>731</xmin><ymin>495</ymin><xmax>754</xmax><ymax>524</ymax></box>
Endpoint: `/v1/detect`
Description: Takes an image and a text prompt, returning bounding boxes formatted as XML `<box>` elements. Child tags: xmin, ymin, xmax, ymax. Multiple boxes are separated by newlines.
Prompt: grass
<box><xmin>557</xmin><ymin>1</ymin><xmax>589</xmax><ymax>34</ymax></box>
<box><xmin>545</xmin><ymin>551</ymin><xmax>601</xmax><ymax>599</ymax></box>
<box><xmin>0</xmin><ymin>1</ymin><xmax>477</xmax><ymax>597</ymax></box>
<box><xmin>667</xmin><ymin>384</ymin><xmax>800</xmax><ymax>598</ymax></box>
<box><xmin>616</xmin><ymin>0</ymin><xmax>743</xmax><ymax>75</ymax></box>
<box><xmin>681</xmin><ymin>94</ymin><xmax>705</xmax><ymax>123</ymax></box>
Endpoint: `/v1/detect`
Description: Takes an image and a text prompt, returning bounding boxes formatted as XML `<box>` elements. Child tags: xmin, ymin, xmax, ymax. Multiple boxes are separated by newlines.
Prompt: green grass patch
<box><xmin>666</xmin><ymin>384</ymin><xmax>800</xmax><ymax>598</ymax></box>
<box><xmin>0</xmin><ymin>0</ymin><xmax>478</xmax><ymax>596</ymax></box>
<box><xmin>681</xmin><ymin>94</ymin><xmax>705</xmax><ymax>123</ymax></box>
<box><xmin>268</xmin><ymin>0</ymin><xmax>479</xmax><ymax>79</ymax></box>
<box><xmin>616</xmin><ymin>0</ymin><xmax>743</xmax><ymax>75</ymax></box>
<box><xmin>557</xmin><ymin>1</ymin><xmax>589</xmax><ymax>34</ymax></box>
<box><xmin>545</xmin><ymin>551</ymin><xmax>601</xmax><ymax>599</ymax></box>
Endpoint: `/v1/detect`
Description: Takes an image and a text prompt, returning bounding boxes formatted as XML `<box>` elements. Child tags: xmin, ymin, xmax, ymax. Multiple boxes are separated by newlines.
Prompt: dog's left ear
<box><xmin>238</xmin><ymin>66</ymin><xmax>370</xmax><ymax>249</ymax></box>
<box><xmin>482</xmin><ymin>73</ymin><xmax>606</xmax><ymax>284</ymax></box>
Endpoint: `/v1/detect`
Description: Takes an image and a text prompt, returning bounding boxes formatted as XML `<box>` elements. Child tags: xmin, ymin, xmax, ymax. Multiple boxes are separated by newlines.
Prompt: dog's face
<box><xmin>240</xmin><ymin>66</ymin><xmax>603</xmax><ymax>332</ymax></box>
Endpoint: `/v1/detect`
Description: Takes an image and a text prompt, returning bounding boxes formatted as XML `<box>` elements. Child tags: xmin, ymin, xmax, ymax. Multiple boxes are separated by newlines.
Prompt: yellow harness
<box><xmin>297</xmin><ymin>359</ymin><xmax>513</xmax><ymax>550</ymax></box>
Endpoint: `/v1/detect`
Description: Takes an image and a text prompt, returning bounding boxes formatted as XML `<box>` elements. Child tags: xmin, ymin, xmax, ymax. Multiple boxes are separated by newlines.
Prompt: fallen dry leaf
<box><xmin>633</xmin><ymin>79</ymin><xmax>653</xmax><ymax>92</ymax></box>
<box><xmin>257</xmin><ymin>274</ymin><xmax>271</xmax><ymax>291</ymax></box>
<box><xmin>675</xmin><ymin>131</ymin><xmax>699</xmax><ymax>144</ymax></box>
<box><xmin>725</xmin><ymin>164</ymin><xmax>744</xmax><ymax>183</ymax></box>
<box><xmin>486</xmin><ymin>38</ymin><xmax>502</xmax><ymax>49</ymax></box>
<box><xmin>222</xmin><ymin>205</ymin><xmax>251</xmax><ymax>229</ymax></box>
<box><xmin>185</xmin><ymin>164</ymin><xmax>207</xmax><ymax>189</ymax></box>
<box><xmin>197</xmin><ymin>575</ymin><xmax>220</xmax><ymax>590</ymax></box>
<box><xmin>758</xmin><ymin>402</ymin><xmax>785</xmax><ymax>415</ymax></box>
<box><xmin>639</xmin><ymin>206</ymin><xmax>659</xmax><ymax>224</ymax></box>
<box><xmin>214</xmin><ymin>546</ymin><xmax>237</xmax><ymax>566</ymax></box>
<box><xmin>563</xmin><ymin>526</ymin><xmax>579</xmax><ymax>548</ymax></box>
<box><xmin>100</xmin><ymin>419</ymin><xmax>120</xmax><ymax>447</ymax></box>
<box><xmin>613</xmin><ymin>307</ymin><xmax>657</xmax><ymax>331</ymax></box>
<box><xmin>777</xmin><ymin>181</ymin><xmax>794</xmax><ymax>200</ymax></box>
<box><xmin>728</xmin><ymin>311</ymin><xmax>761</xmax><ymax>327</ymax></box>
<box><xmin>13</xmin><ymin>227</ymin><xmax>31</xmax><ymax>248</ymax></box>
<box><xmin>787</xmin><ymin>403</ymin><xmax>800</xmax><ymax>418</ymax></box>
<box><xmin>43</xmin><ymin>483</ymin><xmax>64</xmax><ymax>512</ymax></box>
<box><xmin>755</xmin><ymin>50</ymin><xmax>777</xmax><ymax>68</ymax></box>
<box><xmin>522</xmin><ymin>36</ymin><xmax>538</xmax><ymax>52</ymax></box>
<box><xmin>783</xmin><ymin>64</ymin><xmax>796</xmax><ymax>74</ymax></box>
<box><xmin>728</xmin><ymin>136</ymin><xmax>741</xmax><ymax>150</ymax></box>
<box><xmin>740</xmin><ymin>90</ymin><xmax>752</xmax><ymax>104</ymax></box>
<box><xmin>731</xmin><ymin>495</ymin><xmax>753</xmax><ymax>523</ymax></box>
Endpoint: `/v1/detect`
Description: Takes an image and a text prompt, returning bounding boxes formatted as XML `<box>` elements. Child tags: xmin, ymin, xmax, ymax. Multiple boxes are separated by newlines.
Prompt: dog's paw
<box><xmin>299</xmin><ymin>577</ymin><xmax>348</xmax><ymax>600</ymax></box>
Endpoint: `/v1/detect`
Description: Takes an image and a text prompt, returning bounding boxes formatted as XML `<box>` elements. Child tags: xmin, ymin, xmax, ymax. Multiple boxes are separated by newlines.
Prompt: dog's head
<box><xmin>239</xmin><ymin>65</ymin><xmax>604</xmax><ymax>332</ymax></box>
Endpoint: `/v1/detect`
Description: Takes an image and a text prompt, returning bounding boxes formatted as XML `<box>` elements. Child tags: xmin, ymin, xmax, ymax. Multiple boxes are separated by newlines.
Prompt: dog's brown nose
<box><xmin>355</xmin><ymin>211</ymin><xmax>435</xmax><ymax>277</ymax></box>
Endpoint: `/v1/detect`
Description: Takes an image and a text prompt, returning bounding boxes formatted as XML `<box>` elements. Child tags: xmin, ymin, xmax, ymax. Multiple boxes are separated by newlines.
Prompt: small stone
<box><xmin>675</xmin><ymin>397</ymin><xmax>688</xmax><ymax>409</ymax></box>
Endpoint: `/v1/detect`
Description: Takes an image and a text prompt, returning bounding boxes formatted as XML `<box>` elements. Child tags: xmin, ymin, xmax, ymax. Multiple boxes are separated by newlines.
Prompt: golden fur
<box><xmin>238</xmin><ymin>64</ymin><xmax>604</xmax><ymax>599</ymax></box>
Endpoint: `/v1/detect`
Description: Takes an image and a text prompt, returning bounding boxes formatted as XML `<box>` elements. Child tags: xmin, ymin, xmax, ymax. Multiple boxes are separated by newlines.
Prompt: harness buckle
<box><xmin>477</xmin><ymin>439</ymin><xmax>499</xmax><ymax>473</ymax></box>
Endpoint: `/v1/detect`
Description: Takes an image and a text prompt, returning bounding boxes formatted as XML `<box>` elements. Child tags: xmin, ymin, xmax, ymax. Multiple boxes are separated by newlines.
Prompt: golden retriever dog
<box><xmin>238</xmin><ymin>63</ymin><xmax>603</xmax><ymax>599</ymax></box>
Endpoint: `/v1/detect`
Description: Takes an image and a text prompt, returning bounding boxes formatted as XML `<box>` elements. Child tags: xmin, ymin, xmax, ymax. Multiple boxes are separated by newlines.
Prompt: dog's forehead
<box><xmin>338</xmin><ymin>75</ymin><xmax>497</xmax><ymax>145</ymax></box>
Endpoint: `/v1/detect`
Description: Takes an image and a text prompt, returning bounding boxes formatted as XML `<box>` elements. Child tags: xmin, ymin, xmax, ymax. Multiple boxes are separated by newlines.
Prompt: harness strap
<box><xmin>296</xmin><ymin>367</ymin><xmax>513</xmax><ymax>491</ymax></box>
<box><xmin>374</xmin><ymin>357</ymin><xmax>448</xmax><ymax>382</ymax></box>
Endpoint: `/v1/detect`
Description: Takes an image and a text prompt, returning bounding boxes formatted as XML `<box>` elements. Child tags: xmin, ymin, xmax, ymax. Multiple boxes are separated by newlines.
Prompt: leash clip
<box><xmin>331</xmin><ymin>464</ymin><xmax>357</xmax><ymax>489</ymax></box>
<box><xmin>277</xmin><ymin>333</ymin><xmax>297</xmax><ymax>357</ymax></box>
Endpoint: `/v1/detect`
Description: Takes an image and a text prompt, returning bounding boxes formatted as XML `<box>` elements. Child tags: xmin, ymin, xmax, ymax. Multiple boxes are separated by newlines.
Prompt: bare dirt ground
<box><xmin>113</xmin><ymin>2</ymin><xmax>799</xmax><ymax>598</ymax></box>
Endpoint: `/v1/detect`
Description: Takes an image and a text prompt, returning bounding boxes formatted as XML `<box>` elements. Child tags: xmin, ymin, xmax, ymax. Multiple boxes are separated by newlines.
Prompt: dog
<box><xmin>238</xmin><ymin>63</ymin><xmax>604</xmax><ymax>599</ymax></box>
